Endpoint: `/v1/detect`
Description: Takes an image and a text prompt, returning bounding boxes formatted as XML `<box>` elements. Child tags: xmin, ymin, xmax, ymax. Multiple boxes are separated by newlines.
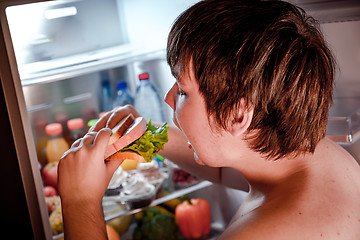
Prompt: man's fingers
<box><xmin>95</xmin><ymin>127</ymin><xmax>123</xmax><ymax>182</ymax></box>
<box><xmin>90</xmin><ymin>111</ymin><xmax>113</xmax><ymax>132</ymax></box>
<box><xmin>105</xmin><ymin>159</ymin><xmax>124</xmax><ymax>183</ymax></box>
<box><xmin>93</xmin><ymin>128</ymin><xmax>112</xmax><ymax>154</ymax></box>
<box><xmin>81</xmin><ymin>132</ymin><xmax>97</xmax><ymax>146</ymax></box>
<box><xmin>106</xmin><ymin>105</ymin><xmax>141</xmax><ymax>129</ymax></box>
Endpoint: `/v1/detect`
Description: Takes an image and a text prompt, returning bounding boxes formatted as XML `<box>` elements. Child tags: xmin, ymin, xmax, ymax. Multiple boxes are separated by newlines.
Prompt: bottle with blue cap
<box><xmin>100</xmin><ymin>71</ymin><xmax>113</xmax><ymax>112</ymax></box>
<box><xmin>113</xmin><ymin>81</ymin><xmax>134</xmax><ymax>108</ymax></box>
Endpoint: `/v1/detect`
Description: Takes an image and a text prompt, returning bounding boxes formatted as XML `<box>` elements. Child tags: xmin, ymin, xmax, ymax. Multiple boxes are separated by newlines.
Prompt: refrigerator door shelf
<box><xmin>326</xmin><ymin>98</ymin><xmax>360</xmax><ymax>144</ymax></box>
<box><xmin>326</xmin><ymin>82</ymin><xmax>360</xmax><ymax>145</ymax></box>
<box><xmin>20</xmin><ymin>47</ymin><xmax>166</xmax><ymax>86</ymax></box>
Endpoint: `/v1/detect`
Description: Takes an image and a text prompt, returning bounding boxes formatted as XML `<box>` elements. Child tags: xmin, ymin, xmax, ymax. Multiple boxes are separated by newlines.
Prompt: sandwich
<box><xmin>104</xmin><ymin>114</ymin><xmax>168</xmax><ymax>163</ymax></box>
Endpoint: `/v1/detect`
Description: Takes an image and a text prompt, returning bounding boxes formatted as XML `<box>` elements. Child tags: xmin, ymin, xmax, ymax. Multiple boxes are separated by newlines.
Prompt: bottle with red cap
<box><xmin>45</xmin><ymin>123</ymin><xmax>70</xmax><ymax>163</ymax></box>
<box><xmin>67</xmin><ymin>118</ymin><xmax>85</xmax><ymax>146</ymax></box>
<box><xmin>134</xmin><ymin>72</ymin><xmax>165</xmax><ymax>122</ymax></box>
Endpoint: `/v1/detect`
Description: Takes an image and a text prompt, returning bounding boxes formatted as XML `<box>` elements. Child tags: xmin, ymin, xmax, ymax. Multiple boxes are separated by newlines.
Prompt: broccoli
<box><xmin>133</xmin><ymin>207</ymin><xmax>178</xmax><ymax>240</ymax></box>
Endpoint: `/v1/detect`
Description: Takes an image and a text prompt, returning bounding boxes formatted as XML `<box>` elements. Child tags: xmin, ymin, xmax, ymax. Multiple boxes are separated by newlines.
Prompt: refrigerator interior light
<box><xmin>44</xmin><ymin>6</ymin><xmax>77</xmax><ymax>20</ymax></box>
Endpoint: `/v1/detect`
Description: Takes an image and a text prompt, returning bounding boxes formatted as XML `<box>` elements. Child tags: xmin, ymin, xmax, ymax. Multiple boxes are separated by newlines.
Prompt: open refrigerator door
<box><xmin>2</xmin><ymin>0</ymin><xmax>235</xmax><ymax>239</ymax></box>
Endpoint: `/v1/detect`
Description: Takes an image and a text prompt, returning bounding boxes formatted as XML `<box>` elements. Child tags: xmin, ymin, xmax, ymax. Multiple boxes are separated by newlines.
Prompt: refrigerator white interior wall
<box><xmin>6</xmin><ymin>0</ymin><xmax>127</xmax><ymax>66</ymax></box>
<box><xmin>119</xmin><ymin>0</ymin><xmax>199</xmax><ymax>51</ymax></box>
<box><xmin>320</xmin><ymin>20</ymin><xmax>360</xmax><ymax>162</ymax></box>
<box><xmin>320</xmin><ymin>20</ymin><xmax>360</xmax><ymax>84</ymax></box>
<box><xmin>119</xmin><ymin>0</ymin><xmax>200</xmax><ymax>125</ymax></box>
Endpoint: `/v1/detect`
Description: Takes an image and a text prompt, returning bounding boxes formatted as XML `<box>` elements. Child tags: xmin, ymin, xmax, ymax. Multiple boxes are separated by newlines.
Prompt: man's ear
<box><xmin>229</xmin><ymin>98</ymin><xmax>254</xmax><ymax>136</ymax></box>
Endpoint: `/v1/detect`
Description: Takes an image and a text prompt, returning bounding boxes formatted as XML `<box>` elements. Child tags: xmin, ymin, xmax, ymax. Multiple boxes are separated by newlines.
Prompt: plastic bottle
<box><xmin>134</xmin><ymin>73</ymin><xmax>165</xmax><ymax>122</ymax></box>
<box><xmin>86</xmin><ymin>111</ymin><xmax>109</xmax><ymax>132</ymax></box>
<box><xmin>35</xmin><ymin>119</ymin><xmax>48</xmax><ymax>166</ymax></box>
<box><xmin>87</xmin><ymin>118</ymin><xmax>98</xmax><ymax>130</ymax></box>
<box><xmin>45</xmin><ymin>123</ymin><xmax>70</xmax><ymax>163</ymax></box>
<box><xmin>86</xmin><ymin>112</ymin><xmax>107</xmax><ymax>132</ymax></box>
<box><xmin>112</xmin><ymin>81</ymin><xmax>134</xmax><ymax>108</ymax></box>
<box><xmin>100</xmin><ymin>71</ymin><xmax>113</xmax><ymax>112</ymax></box>
<box><xmin>67</xmin><ymin>118</ymin><xmax>85</xmax><ymax>146</ymax></box>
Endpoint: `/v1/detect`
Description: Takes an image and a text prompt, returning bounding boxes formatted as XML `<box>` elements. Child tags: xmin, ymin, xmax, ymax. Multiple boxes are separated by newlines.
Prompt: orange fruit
<box><xmin>106</xmin><ymin>224</ymin><xmax>120</xmax><ymax>240</ymax></box>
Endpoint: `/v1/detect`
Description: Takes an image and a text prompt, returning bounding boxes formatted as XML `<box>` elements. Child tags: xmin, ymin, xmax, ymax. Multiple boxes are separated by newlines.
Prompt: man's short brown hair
<box><xmin>167</xmin><ymin>0</ymin><xmax>335</xmax><ymax>159</ymax></box>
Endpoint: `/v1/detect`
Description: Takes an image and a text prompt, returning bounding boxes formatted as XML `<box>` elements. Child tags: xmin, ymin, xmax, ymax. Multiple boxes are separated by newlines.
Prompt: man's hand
<box><xmin>58</xmin><ymin>128</ymin><xmax>115</xmax><ymax>203</ymax></box>
<box><xmin>58</xmin><ymin>105</ymin><xmax>142</xmax><ymax>203</ymax></box>
<box><xmin>57</xmin><ymin>105</ymin><xmax>141</xmax><ymax>240</ymax></box>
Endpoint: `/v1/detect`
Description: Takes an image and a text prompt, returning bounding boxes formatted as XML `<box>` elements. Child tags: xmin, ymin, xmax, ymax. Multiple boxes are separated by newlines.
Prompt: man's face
<box><xmin>164</xmin><ymin>62</ymin><xmax>228</xmax><ymax>167</ymax></box>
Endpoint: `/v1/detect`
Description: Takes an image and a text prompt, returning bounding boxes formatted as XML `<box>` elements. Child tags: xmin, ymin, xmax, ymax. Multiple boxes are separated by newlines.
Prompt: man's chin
<box><xmin>194</xmin><ymin>152</ymin><xmax>205</xmax><ymax>165</ymax></box>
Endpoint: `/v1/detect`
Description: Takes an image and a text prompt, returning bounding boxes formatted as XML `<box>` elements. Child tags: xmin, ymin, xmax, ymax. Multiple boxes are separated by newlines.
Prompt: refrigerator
<box><xmin>0</xmin><ymin>0</ymin><xmax>359</xmax><ymax>239</ymax></box>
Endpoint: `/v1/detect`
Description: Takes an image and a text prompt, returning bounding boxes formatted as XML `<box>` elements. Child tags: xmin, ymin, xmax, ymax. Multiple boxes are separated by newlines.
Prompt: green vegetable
<box><xmin>120</xmin><ymin>120</ymin><xmax>169</xmax><ymax>162</ymax></box>
<box><xmin>133</xmin><ymin>207</ymin><xmax>178</xmax><ymax>240</ymax></box>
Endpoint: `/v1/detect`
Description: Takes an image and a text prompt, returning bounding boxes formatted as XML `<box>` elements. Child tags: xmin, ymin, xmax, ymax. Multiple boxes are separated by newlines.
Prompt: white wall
<box><xmin>321</xmin><ymin>20</ymin><xmax>360</xmax><ymax>85</ymax></box>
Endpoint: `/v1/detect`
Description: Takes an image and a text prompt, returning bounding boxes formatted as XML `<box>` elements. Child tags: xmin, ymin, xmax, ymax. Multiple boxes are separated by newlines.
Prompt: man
<box><xmin>58</xmin><ymin>0</ymin><xmax>360</xmax><ymax>239</ymax></box>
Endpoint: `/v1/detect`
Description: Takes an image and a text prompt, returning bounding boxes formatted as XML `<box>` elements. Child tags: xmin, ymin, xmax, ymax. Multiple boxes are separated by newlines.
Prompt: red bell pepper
<box><xmin>175</xmin><ymin>197</ymin><xmax>211</xmax><ymax>239</ymax></box>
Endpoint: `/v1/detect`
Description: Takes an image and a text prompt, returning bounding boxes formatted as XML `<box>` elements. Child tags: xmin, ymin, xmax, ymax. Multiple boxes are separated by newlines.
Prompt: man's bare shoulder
<box><xmin>219</xmin><ymin>138</ymin><xmax>360</xmax><ymax>240</ymax></box>
<box><xmin>219</xmin><ymin>206</ymin><xmax>316</xmax><ymax>240</ymax></box>
<box><xmin>220</xmin><ymin>202</ymin><xmax>360</xmax><ymax>240</ymax></box>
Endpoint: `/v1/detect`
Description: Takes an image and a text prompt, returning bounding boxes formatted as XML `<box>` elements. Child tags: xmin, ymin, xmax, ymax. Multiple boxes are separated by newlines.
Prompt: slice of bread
<box><xmin>106</xmin><ymin>151</ymin><xmax>147</xmax><ymax>163</ymax></box>
<box><xmin>108</xmin><ymin>114</ymin><xmax>135</xmax><ymax>145</ymax></box>
<box><xmin>104</xmin><ymin>115</ymin><xmax>147</xmax><ymax>159</ymax></box>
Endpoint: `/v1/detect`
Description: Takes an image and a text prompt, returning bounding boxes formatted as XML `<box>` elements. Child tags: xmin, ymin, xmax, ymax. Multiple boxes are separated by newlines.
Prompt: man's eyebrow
<box><xmin>172</xmin><ymin>64</ymin><xmax>183</xmax><ymax>81</ymax></box>
<box><xmin>172</xmin><ymin>64</ymin><xmax>191</xmax><ymax>86</ymax></box>
<box><xmin>177</xmin><ymin>75</ymin><xmax>183</xmax><ymax>84</ymax></box>
<box><xmin>177</xmin><ymin>75</ymin><xmax>189</xmax><ymax>89</ymax></box>
<box><xmin>172</xmin><ymin>69</ymin><xmax>183</xmax><ymax>84</ymax></box>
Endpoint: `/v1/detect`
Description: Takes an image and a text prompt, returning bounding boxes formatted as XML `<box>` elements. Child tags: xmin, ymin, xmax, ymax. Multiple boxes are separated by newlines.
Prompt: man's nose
<box><xmin>164</xmin><ymin>83</ymin><xmax>177</xmax><ymax>110</ymax></box>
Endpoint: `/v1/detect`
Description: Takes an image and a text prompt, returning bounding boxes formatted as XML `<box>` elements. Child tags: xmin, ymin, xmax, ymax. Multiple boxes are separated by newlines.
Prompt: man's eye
<box><xmin>176</xmin><ymin>89</ymin><xmax>186</xmax><ymax>96</ymax></box>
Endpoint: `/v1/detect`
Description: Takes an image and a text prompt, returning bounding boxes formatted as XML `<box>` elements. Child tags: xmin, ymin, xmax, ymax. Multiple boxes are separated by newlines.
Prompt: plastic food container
<box><xmin>172</xmin><ymin>167</ymin><xmax>200</xmax><ymax>190</ymax></box>
<box><xmin>120</xmin><ymin>174</ymin><xmax>156</xmax><ymax>209</ymax></box>
<box><xmin>136</xmin><ymin>161</ymin><xmax>168</xmax><ymax>194</ymax></box>
<box><xmin>105</xmin><ymin>167</ymin><xmax>129</xmax><ymax>196</ymax></box>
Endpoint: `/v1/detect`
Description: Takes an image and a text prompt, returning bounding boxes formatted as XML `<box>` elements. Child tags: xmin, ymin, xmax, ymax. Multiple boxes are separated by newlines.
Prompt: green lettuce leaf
<box><xmin>119</xmin><ymin>120</ymin><xmax>169</xmax><ymax>162</ymax></box>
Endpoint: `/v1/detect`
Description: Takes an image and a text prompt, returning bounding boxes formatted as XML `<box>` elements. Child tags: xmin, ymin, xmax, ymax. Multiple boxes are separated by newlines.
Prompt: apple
<box><xmin>42</xmin><ymin>162</ymin><xmax>58</xmax><ymax>189</ymax></box>
<box><xmin>45</xmin><ymin>195</ymin><xmax>61</xmax><ymax>214</ymax></box>
<box><xmin>49</xmin><ymin>206</ymin><xmax>63</xmax><ymax>235</ymax></box>
<box><xmin>44</xmin><ymin>185</ymin><xmax>57</xmax><ymax>197</ymax></box>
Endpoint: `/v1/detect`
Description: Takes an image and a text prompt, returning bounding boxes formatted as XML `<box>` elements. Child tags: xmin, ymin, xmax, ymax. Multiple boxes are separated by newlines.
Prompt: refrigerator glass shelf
<box><xmin>102</xmin><ymin>180</ymin><xmax>213</xmax><ymax>221</ymax></box>
<box><xmin>19</xmin><ymin>46</ymin><xmax>166</xmax><ymax>86</ymax></box>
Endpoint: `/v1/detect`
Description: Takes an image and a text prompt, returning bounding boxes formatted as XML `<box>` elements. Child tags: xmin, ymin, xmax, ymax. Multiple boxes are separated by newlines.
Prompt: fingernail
<box><xmin>101</xmin><ymin>127</ymin><xmax>112</xmax><ymax>135</ymax></box>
